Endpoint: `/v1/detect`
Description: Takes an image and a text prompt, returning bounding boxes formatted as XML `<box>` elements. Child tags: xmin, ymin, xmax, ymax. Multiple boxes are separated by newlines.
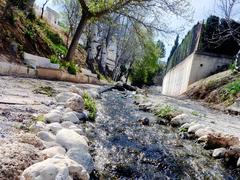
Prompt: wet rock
<box><xmin>179</xmin><ymin>132</ymin><xmax>189</xmax><ymax>139</ymax></box>
<box><xmin>212</xmin><ymin>148</ymin><xmax>227</xmax><ymax>158</ymax></box>
<box><xmin>56</xmin><ymin>92</ymin><xmax>81</xmax><ymax>103</ymax></box>
<box><xmin>67</xmin><ymin>148</ymin><xmax>94</xmax><ymax>173</ymax></box>
<box><xmin>138</xmin><ymin>118</ymin><xmax>150</xmax><ymax>126</ymax></box>
<box><xmin>188</xmin><ymin>124</ymin><xmax>204</xmax><ymax>134</ymax></box>
<box><xmin>40</xmin><ymin>146</ymin><xmax>66</xmax><ymax>158</ymax></box>
<box><xmin>75</xmin><ymin>112</ymin><xmax>87</xmax><ymax>121</ymax></box>
<box><xmin>46</xmin><ymin>122</ymin><xmax>63</xmax><ymax>134</ymax></box>
<box><xmin>44</xmin><ymin>112</ymin><xmax>62</xmax><ymax>123</ymax></box>
<box><xmin>198</xmin><ymin>133</ymin><xmax>240</xmax><ymax>149</ymax></box>
<box><xmin>157</xmin><ymin>118</ymin><xmax>168</xmax><ymax>125</ymax></box>
<box><xmin>195</xmin><ymin>127</ymin><xmax>214</xmax><ymax>138</ymax></box>
<box><xmin>62</xmin><ymin>112</ymin><xmax>80</xmax><ymax>124</ymax></box>
<box><xmin>180</xmin><ymin>122</ymin><xmax>193</xmax><ymax>130</ymax></box>
<box><xmin>65</xmin><ymin>96</ymin><xmax>84</xmax><ymax>113</ymax></box>
<box><xmin>224</xmin><ymin>146</ymin><xmax>240</xmax><ymax>166</ymax></box>
<box><xmin>237</xmin><ymin>158</ymin><xmax>240</xmax><ymax>167</ymax></box>
<box><xmin>37</xmin><ymin>131</ymin><xmax>56</xmax><ymax>142</ymax></box>
<box><xmin>56</xmin><ymin>129</ymin><xmax>88</xmax><ymax>150</ymax></box>
<box><xmin>123</xmin><ymin>83</ymin><xmax>137</xmax><ymax>91</ymax></box>
<box><xmin>114</xmin><ymin>82</ymin><xmax>125</xmax><ymax>91</ymax></box>
<box><xmin>170</xmin><ymin>114</ymin><xmax>190</xmax><ymax>127</ymax></box>
<box><xmin>20</xmin><ymin>155</ymin><xmax>89</xmax><ymax>180</ymax></box>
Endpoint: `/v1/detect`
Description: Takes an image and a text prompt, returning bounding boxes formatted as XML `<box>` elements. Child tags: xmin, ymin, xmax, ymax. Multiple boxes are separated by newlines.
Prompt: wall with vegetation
<box><xmin>165</xmin><ymin>23</ymin><xmax>201</xmax><ymax>72</ymax></box>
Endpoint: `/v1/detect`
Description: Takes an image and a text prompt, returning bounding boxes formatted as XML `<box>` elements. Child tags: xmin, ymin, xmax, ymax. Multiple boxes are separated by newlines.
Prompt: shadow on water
<box><xmin>85</xmin><ymin>90</ymin><xmax>239</xmax><ymax>180</ymax></box>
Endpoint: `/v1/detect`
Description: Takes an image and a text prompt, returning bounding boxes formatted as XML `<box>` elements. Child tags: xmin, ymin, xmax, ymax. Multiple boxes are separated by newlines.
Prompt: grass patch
<box><xmin>220</xmin><ymin>78</ymin><xmax>240</xmax><ymax>105</ymax></box>
<box><xmin>33</xmin><ymin>86</ymin><xmax>56</xmax><ymax>97</ymax></box>
<box><xmin>83</xmin><ymin>91</ymin><xmax>97</xmax><ymax>121</ymax></box>
<box><xmin>154</xmin><ymin>105</ymin><xmax>181</xmax><ymax>121</ymax></box>
<box><xmin>32</xmin><ymin>114</ymin><xmax>45</xmax><ymax>122</ymax></box>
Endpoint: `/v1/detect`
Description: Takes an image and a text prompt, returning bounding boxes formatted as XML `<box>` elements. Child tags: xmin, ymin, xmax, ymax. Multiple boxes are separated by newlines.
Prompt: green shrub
<box><xmin>82</xmin><ymin>91</ymin><xmax>97</xmax><ymax>121</ymax></box>
<box><xmin>155</xmin><ymin>105</ymin><xmax>180</xmax><ymax>121</ymax></box>
<box><xmin>46</xmin><ymin>29</ymin><xmax>64</xmax><ymax>45</ymax></box>
<box><xmin>25</xmin><ymin>25</ymin><xmax>36</xmax><ymax>39</ymax></box>
<box><xmin>50</xmin><ymin>55</ymin><xmax>60</xmax><ymax>64</ymax></box>
<box><xmin>52</xmin><ymin>44</ymin><xmax>67</xmax><ymax>56</ymax></box>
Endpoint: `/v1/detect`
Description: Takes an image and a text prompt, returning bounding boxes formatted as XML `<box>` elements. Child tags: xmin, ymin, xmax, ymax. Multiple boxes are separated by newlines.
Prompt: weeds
<box><xmin>82</xmin><ymin>91</ymin><xmax>97</xmax><ymax>121</ymax></box>
<box><xmin>154</xmin><ymin>105</ymin><xmax>181</xmax><ymax>121</ymax></box>
<box><xmin>220</xmin><ymin>79</ymin><xmax>240</xmax><ymax>105</ymax></box>
<box><xmin>33</xmin><ymin>86</ymin><xmax>56</xmax><ymax>97</ymax></box>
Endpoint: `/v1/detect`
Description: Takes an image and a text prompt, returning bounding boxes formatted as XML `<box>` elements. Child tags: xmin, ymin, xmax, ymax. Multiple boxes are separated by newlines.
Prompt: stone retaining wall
<box><xmin>0</xmin><ymin>62</ymin><xmax>100</xmax><ymax>84</ymax></box>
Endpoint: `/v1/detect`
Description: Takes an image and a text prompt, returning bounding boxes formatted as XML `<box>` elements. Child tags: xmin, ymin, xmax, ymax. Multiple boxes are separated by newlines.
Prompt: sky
<box><xmin>35</xmin><ymin>0</ymin><xmax>219</xmax><ymax>61</ymax></box>
<box><xmin>162</xmin><ymin>0</ymin><xmax>218</xmax><ymax>61</ymax></box>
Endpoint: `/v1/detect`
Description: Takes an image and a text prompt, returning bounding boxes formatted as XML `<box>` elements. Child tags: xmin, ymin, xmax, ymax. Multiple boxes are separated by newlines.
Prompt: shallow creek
<box><xmin>85</xmin><ymin>89</ymin><xmax>239</xmax><ymax>179</ymax></box>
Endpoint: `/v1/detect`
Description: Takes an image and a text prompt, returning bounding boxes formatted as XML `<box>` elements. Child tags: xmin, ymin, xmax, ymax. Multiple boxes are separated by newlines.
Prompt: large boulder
<box><xmin>40</xmin><ymin>146</ymin><xmax>66</xmax><ymax>158</ymax></box>
<box><xmin>65</xmin><ymin>96</ymin><xmax>84</xmax><ymax>113</ymax></box>
<box><xmin>56</xmin><ymin>129</ymin><xmax>88</xmax><ymax>151</ymax></box>
<box><xmin>67</xmin><ymin>148</ymin><xmax>94</xmax><ymax>173</ymax></box>
<box><xmin>62</xmin><ymin>112</ymin><xmax>80</xmax><ymax>124</ymax></box>
<box><xmin>56</xmin><ymin>92</ymin><xmax>81</xmax><ymax>103</ymax></box>
<box><xmin>20</xmin><ymin>155</ymin><xmax>89</xmax><ymax>180</ymax></box>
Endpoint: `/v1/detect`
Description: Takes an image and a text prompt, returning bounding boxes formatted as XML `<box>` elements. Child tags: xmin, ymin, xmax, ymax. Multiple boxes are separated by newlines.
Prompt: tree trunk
<box><xmin>66</xmin><ymin>14</ymin><xmax>89</xmax><ymax>61</ymax></box>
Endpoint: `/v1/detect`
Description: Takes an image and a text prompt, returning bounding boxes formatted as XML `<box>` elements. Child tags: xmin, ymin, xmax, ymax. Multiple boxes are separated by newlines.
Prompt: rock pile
<box><xmin>168</xmin><ymin>113</ymin><xmax>240</xmax><ymax>167</ymax></box>
<box><xmin>21</xmin><ymin>88</ymin><xmax>95</xmax><ymax>180</ymax></box>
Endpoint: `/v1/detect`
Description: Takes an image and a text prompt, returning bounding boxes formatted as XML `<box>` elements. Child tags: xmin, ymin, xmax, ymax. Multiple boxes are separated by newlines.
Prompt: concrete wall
<box><xmin>162</xmin><ymin>52</ymin><xmax>233</xmax><ymax>96</ymax></box>
<box><xmin>162</xmin><ymin>54</ymin><xmax>194</xmax><ymax>96</ymax></box>
<box><xmin>0</xmin><ymin>62</ymin><xmax>36</xmax><ymax>78</ymax></box>
<box><xmin>189</xmin><ymin>53</ymin><xmax>233</xmax><ymax>85</ymax></box>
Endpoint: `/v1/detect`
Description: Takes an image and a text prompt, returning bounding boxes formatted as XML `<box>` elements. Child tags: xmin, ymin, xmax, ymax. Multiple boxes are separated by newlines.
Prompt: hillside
<box><xmin>0</xmin><ymin>2</ymin><xmax>86</xmax><ymax>66</ymax></box>
<box><xmin>185</xmin><ymin>70</ymin><xmax>240</xmax><ymax>113</ymax></box>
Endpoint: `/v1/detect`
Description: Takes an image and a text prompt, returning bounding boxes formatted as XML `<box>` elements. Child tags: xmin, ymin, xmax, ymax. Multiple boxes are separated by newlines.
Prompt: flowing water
<box><xmin>85</xmin><ymin>89</ymin><xmax>240</xmax><ymax>179</ymax></box>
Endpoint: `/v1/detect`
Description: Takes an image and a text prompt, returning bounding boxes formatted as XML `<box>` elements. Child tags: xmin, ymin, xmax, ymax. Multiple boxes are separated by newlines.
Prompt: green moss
<box><xmin>83</xmin><ymin>91</ymin><xmax>97</xmax><ymax>121</ymax></box>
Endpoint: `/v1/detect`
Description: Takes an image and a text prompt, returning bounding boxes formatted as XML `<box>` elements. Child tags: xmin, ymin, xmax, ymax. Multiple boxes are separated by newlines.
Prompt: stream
<box><xmin>85</xmin><ymin>89</ymin><xmax>240</xmax><ymax>179</ymax></box>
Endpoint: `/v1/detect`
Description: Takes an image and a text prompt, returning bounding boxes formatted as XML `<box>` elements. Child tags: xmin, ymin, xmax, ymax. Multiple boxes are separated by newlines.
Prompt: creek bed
<box><xmin>85</xmin><ymin>90</ymin><xmax>239</xmax><ymax>179</ymax></box>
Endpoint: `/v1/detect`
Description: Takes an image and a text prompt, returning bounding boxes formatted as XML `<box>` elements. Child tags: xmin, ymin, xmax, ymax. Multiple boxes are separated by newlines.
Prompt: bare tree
<box><xmin>65</xmin><ymin>0</ymin><xmax>192</xmax><ymax>61</ymax></box>
<box><xmin>61</xmin><ymin>0</ymin><xmax>81</xmax><ymax>46</ymax></box>
<box><xmin>41</xmin><ymin>0</ymin><xmax>50</xmax><ymax>19</ymax></box>
<box><xmin>217</xmin><ymin>0</ymin><xmax>240</xmax><ymax>70</ymax></box>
